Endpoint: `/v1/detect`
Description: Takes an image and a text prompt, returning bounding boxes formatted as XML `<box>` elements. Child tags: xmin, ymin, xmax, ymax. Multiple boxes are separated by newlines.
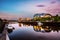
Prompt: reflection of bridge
<box><xmin>18</xmin><ymin>21</ymin><xmax>60</xmax><ymax>26</ymax></box>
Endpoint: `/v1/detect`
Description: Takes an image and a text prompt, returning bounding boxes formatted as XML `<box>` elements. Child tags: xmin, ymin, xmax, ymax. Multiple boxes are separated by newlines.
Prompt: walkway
<box><xmin>0</xmin><ymin>27</ymin><xmax>9</xmax><ymax>40</ymax></box>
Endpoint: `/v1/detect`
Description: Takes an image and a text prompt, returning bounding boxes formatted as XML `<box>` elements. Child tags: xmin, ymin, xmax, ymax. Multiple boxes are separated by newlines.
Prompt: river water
<box><xmin>8</xmin><ymin>23</ymin><xmax>60</xmax><ymax>40</ymax></box>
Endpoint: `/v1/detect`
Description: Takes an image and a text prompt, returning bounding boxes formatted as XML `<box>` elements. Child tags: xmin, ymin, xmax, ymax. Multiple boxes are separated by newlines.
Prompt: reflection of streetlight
<box><xmin>18</xmin><ymin>23</ymin><xmax>21</xmax><ymax>27</ymax></box>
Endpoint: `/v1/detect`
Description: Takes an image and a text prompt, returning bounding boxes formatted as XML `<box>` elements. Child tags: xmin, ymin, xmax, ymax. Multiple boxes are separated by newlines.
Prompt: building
<box><xmin>33</xmin><ymin>13</ymin><xmax>52</xmax><ymax>22</ymax></box>
<box><xmin>18</xmin><ymin>18</ymin><xmax>23</xmax><ymax>22</ymax></box>
<box><xmin>33</xmin><ymin>13</ymin><xmax>52</xmax><ymax>18</ymax></box>
<box><xmin>24</xmin><ymin>18</ymin><xmax>31</xmax><ymax>21</ymax></box>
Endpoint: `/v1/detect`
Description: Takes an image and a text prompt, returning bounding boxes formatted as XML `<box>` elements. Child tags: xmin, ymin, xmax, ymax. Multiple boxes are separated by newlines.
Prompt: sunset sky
<box><xmin>0</xmin><ymin>0</ymin><xmax>60</xmax><ymax>20</ymax></box>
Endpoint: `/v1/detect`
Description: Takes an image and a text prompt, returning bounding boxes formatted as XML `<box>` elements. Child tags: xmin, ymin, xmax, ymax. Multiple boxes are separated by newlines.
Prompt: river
<box><xmin>8</xmin><ymin>23</ymin><xmax>60</xmax><ymax>40</ymax></box>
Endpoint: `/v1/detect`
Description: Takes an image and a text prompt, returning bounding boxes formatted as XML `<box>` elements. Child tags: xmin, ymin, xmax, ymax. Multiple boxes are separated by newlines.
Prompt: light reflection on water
<box><xmin>8</xmin><ymin>23</ymin><xmax>60</xmax><ymax>40</ymax></box>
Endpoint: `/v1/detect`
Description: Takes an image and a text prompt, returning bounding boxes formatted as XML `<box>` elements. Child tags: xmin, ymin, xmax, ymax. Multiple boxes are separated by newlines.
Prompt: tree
<box><xmin>53</xmin><ymin>14</ymin><xmax>60</xmax><ymax>22</ymax></box>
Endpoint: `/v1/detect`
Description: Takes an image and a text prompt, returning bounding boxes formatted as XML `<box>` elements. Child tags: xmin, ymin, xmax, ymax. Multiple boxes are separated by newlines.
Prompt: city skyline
<box><xmin>0</xmin><ymin>0</ymin><xmax>60</xmax><ymax>20</ymax></box>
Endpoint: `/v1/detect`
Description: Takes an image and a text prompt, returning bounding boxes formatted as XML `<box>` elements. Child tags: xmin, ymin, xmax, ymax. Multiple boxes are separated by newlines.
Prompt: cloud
<box><xmin>51</xmin><ymin>1</ymin><xmax>56</xmax><ymax>4</ymax></box>
<box><xmin>37</xmin><ymin>5</ymin><xmax>45</xmax><ymax>7</ymax></box>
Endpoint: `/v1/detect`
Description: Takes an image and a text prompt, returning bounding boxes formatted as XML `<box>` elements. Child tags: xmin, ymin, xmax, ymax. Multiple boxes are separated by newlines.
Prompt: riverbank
<box><xmin>18</xmin><ymin>21</ymin><xmax>60</xmax><ymax>26</ymax></box>
<box><xmin>0</xmin><ymin>27</ymin><xmax>6</xmax><ymax>40</ymax></box>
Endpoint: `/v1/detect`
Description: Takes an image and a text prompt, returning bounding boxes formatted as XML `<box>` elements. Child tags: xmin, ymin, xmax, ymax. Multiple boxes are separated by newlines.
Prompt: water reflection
<box><xmin>33</xmin><ymin>26</ymin><xmax>51</xmax><ymax>32</ymax></box>
<box><xmin>33</xmin><ymin>26</ymin><xmax>60</xmax><ymax>33</ymax></box>
<box><xmin>18</xmin><ymin>23</ymin><xmax>21</xmax><ymax>27</ymax></box>
<box><xmin>7</xmin><ymin>29</ymin><xmax>13</xmax><ymax>33</ymax></box>
<box><xmin>18</xmin><ymin>23</ymin><xmax>60</xmax><ymax>33</ymax></box>
<box><xmin>18</xmin><ymin>23</ymin><xmax>31</xmax><ymax>27</ymax></box>
<box><xmin>8</xmin><ymin>23</ymin><xmax>60</xmax><ymax>40</ymax></box>
<box><xmin>7</xmin><ymin>25</ymin><xmax>15</xmax><ymax>33</ymax></box>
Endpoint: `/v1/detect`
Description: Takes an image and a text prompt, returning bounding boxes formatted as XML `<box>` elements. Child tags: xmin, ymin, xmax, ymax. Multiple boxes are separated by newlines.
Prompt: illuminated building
<box><xmin>18</xmin><ymin>18</ymin><xmax>22</xmax><ymax>22</ymax></box>
<box><xmin>33</xmin><ymin>13</ymin><xmax>52</xmax><ymax>22</ymax></box>
<box><xmin>24</xmin><ymin>18</ymin><xmax>31</xmax><ymax>21</ymax></box>
<box><xmin>34</xmin><ymin>13</ymin><xmax>52</xmax><ymax>18</ymax></box>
